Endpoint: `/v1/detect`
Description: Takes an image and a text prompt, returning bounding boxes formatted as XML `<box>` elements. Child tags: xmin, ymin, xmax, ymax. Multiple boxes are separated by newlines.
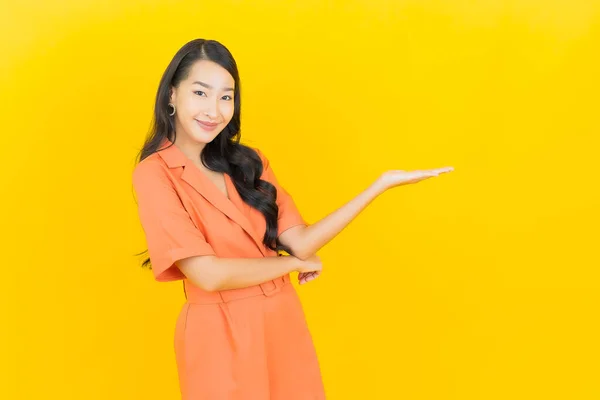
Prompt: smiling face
<box><xmin>169</xmin><ymin>60</ymin><xmax>235</xmax><ymax>147</ymax></box>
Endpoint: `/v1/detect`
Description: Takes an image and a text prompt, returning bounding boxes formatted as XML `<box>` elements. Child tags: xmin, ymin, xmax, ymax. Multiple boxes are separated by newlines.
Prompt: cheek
<box><xmin>178</xmin><ymin>97</ymin><xmax>196</xmax><ymax>115</ymax></box>
<box><xmin>222</xmin><ymin>102</ymin><xmax>235</xmax><ymax>121</ymax></box>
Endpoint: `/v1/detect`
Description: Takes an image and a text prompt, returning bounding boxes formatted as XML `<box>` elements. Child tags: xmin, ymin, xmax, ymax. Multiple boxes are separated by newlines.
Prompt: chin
<box><xmin>191</xmin><ymin>129</ymin><xmax>221</xmax><ymax>144</ymax></box>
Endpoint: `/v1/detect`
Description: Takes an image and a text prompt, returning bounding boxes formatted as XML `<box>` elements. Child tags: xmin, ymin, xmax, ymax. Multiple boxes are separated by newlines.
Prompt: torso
<box><xmin>194</xmin><ymin>163</ymin><xmax>229</xmax><ymax>200</ymax></box>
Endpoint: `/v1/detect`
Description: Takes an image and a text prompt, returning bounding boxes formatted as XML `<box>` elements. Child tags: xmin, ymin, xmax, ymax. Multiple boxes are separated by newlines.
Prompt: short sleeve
<box><xmin>132</xmin><ymin>161</ymin><xmax>216</xmax><ymax>282</ymax></box>
<box><xmin>255</xmin><ymin>149</ymin><xmax>308</xmax><ymax>237</ymax></box>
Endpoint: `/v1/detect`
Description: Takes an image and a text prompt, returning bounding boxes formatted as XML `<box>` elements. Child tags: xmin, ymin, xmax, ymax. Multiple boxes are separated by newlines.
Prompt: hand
<box><xmin>296</xmin><ymin>254</ymin><xmax>322</xmax><ymax>285</ymax></box>
<box><xmin>377</xmin><ymin>166</ymin><xmax>454</xmax><ymax>191</ymax></box>
<box><xmin>298</xmin><ymin>271</ymin><xmax>321</xmax><ymax>285</ymax></box>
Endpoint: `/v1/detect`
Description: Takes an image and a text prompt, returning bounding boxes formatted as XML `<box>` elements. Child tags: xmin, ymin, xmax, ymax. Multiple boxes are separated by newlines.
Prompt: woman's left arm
<box><xmin>279</xmin><ymin>167</ymin><xmax>454</xmax><ymax>261</ymax></box>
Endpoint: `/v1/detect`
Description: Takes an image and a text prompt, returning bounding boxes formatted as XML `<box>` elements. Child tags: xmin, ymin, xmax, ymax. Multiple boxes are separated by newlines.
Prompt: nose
<box><xmin>203</xmin><ymin>100</ymin><xmax>219</xmax><ymax>120</ymax></box>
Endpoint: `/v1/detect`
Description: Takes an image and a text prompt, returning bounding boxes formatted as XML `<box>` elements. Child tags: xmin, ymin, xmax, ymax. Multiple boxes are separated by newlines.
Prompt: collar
<box><xmin>155</xmin><ymin>136</ymin><xmax>268</xmax><ymax>257</ymax></box>
<box><xmin>157</xmin><ymin>137</ymin><xmax>186</xmax><ymax>168</ymax></box>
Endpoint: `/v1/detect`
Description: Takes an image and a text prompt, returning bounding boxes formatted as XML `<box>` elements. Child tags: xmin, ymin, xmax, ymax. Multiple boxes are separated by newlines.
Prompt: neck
<box><xmin>173</xmin><ymin>132</ymin><xmax>207</xmax><ymax>163</ymax></box>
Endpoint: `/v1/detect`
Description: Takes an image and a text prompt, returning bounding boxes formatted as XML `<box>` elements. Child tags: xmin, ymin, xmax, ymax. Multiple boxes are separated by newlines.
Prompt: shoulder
<box><xmin>132</xmin><ymin>153</ymin><xmax>171</xmax><ymax>188</ymax></box>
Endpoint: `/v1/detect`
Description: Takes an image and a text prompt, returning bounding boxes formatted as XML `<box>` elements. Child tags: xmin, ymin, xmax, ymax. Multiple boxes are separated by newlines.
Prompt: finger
<box><xmin>300</xmin><ymin>272</ymin><xmax>314</xmax><ymax>284</ymax></box>
<box><xmin>431</xmin><ymin>167</ymin><xmax>453</xmax><ymax>174</ymax></box>
<box><xmin>308</xmin><ymin>271</ymin><xmax>320</xmax><ymax>281</ymax></box>
<box><xmin>412</xmin><ymin>169</ymin><xmax>436</xmax><ymax>176</ymax></box>
<box><xmin>417</xmin><ymin>172</ymin><xmax>438</xmax><ymax>179</ymax></box>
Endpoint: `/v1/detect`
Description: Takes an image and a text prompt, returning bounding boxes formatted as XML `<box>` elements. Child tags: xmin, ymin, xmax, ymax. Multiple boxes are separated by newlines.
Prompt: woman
<box><xmin>132</xmin><ymin>38</ymin><xmax>453</xmax><ymax>399</ymax></box>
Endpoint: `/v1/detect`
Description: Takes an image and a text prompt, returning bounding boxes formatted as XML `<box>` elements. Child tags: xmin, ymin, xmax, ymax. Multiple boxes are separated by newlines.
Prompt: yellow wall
<box><xmin>2</xmin><ymin>0</ymin><xmax>599</xmax><ymax>398</ymax></box>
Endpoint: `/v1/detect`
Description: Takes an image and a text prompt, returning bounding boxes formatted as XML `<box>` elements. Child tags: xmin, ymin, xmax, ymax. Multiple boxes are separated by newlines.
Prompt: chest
<box><xmin>194</xmin><ymin>164</ymin><xmax>229</xmax><ymax>200</ymax></box>
<box><xmin>172</xmin><ymin>165</ymin><xmax>272</xmax><ymax>258</ymax></box>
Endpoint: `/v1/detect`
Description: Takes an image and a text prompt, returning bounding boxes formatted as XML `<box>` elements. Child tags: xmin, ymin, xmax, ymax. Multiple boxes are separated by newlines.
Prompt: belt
<box><xmin>186</xmin><ymin>274</ymin><xmax>291</xmax><ymax>304</ymax></box>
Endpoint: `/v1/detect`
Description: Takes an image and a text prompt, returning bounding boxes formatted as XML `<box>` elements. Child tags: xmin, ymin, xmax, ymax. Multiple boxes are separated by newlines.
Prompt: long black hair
<box><xmin>134</xmin><ymin>39</ymin><xmax>293</xmax><ymax>269</ymax></box>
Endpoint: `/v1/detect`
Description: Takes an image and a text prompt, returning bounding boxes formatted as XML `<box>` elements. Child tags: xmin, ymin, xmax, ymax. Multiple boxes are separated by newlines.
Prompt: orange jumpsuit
<box><xmin>132</xmin><ymin>137</ymin><xmax>325</xmax><ymax>399</ymax></box>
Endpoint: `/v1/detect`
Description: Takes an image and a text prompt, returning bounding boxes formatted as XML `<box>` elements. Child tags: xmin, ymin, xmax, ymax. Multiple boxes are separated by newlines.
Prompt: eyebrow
<box><xmin>192</xmin><ymin>81</ymin><xmax>234</xmax><ymax>92</ymax></box>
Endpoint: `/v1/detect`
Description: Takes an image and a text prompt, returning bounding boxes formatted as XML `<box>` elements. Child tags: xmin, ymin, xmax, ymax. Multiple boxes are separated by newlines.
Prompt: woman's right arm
<box><xmin>133</xmin><ymin>161</ymin><xmax>321</xmax><ymax>287</ymax></box>
<box><xmin>176</xmin><ymin>254</ymin><xmax>321</xmax><ymax>292</ymax></box>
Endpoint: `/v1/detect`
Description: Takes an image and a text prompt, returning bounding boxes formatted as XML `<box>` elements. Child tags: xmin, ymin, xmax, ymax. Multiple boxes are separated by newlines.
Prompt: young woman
<box><xmin>133</xmin><ymin>38</ymin><xmax>453</xmax><ymax>400</ymax></box>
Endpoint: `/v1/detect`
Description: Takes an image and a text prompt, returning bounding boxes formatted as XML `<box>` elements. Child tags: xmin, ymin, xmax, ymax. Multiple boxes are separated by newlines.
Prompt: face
<box><xmin>169</xmin><ymin>60</ymin><xmax>235</xmax><ymax>146</ymax></box>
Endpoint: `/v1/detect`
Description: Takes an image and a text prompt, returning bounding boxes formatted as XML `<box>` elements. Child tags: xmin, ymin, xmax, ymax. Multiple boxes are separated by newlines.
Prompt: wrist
<box><xmin>371</xmin><ymin>176</ymin><xmax>388</xmax><ymax>196</ymax></box>
<box><xmin>282</xmin><ymin>254</ymin><xmax>305</xmax><ymax>273</ymax></box>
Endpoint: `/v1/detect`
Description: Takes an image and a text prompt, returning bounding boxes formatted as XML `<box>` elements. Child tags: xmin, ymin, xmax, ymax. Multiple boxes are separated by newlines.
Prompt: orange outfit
<box><xmin>133</xmin><ymin>138</ymin><xmax>325</xmax><ymax>399</ymax></box>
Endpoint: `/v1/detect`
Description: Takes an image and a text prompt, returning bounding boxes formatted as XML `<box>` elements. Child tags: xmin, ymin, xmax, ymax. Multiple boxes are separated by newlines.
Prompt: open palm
<box><xmin>379</xmin><ymin>166</ymin><xmax>454</xmax><ymax>190</ymax></box>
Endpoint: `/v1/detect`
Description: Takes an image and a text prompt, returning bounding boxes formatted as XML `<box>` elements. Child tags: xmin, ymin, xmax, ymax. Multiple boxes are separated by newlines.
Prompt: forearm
<box><xmin>294</xmin><ymin>180</ymin><xmax>386</xmax><ymax>259</ymax></box>
<box><xmin>177</xmin><ymin>254</ymin><xmax>303</xmax><ymax>292</ymax></box>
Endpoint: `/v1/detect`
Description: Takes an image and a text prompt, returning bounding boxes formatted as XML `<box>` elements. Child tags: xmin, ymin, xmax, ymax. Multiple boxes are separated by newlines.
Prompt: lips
<box><xmin>196</xmin><ymin>119</ymin><xmax>219</xmax><ymax>131</ymax></box>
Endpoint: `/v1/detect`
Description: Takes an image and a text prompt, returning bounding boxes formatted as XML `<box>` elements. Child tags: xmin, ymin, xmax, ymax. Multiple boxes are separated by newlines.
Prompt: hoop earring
<box><xmin>168</xmin><ymin>103</ymin><xmax>176</xmax><ymax>116</ymax></box>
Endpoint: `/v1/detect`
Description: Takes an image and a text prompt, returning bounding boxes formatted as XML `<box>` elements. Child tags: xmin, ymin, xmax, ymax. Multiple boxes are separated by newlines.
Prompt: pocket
<box><xmin>174</xmin><ymin>303</ymin><xmax>190</xmax><ymax>352</ymax></box>
<box><xmin>218</xmin><ymin>302</ymin><xmax>238</xmax><ymax>354</ymax></box>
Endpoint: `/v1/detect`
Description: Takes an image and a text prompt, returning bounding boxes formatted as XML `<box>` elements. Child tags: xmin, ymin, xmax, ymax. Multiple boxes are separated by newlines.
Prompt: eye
<box><xmin>222</xmin><ymin>95</ymin><xmax>233</xmax><ymax>101</ymax></box>
<box><xmin>194</xmin><ymin>91</ymin><xmax>206</xmax><ymax>97</ymax></box>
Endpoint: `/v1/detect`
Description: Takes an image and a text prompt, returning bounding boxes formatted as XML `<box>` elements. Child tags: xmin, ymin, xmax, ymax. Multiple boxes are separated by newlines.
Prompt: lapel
<box><xmin>157</xmin><ymin>137</ymin><xmax>267</xmax><ymax>257</ymax></box>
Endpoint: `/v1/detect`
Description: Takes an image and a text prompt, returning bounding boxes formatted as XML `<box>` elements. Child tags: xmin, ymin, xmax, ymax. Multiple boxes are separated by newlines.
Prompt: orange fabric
<box><xmin>133</xmin><ymin>138</ymin><xmax>325</xmax><ymax>399</ymax></box>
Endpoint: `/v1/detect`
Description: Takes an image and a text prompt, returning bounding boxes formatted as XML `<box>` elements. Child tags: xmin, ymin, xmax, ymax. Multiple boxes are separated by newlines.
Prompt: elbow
<box><xmin>198</xmin><ymin>275</ymin><xmax>235</xmax><ymax>292</ymax></box>
<box><xmin>291</xmin><ymin>246</ymin><xmax>312</xmax><ymax>261</ymax></box>
<box><xmin>177</xmin><ymin>255</ymin><xmax>223</xmax><ymax>292</ymax></box>
<box><xmin>193</xmin><ymin>277</ymin><xmax>221</xmax><ymax>293</ymax></box>
<box><xmin>294</xmin><ymin>253</ymin><xmax>310</xmax><ymax>261</ymax></box>
<box><xmin>192</xmin><ymin>271</ymin><xmax>226</xmax><ymax>293</ymax></box>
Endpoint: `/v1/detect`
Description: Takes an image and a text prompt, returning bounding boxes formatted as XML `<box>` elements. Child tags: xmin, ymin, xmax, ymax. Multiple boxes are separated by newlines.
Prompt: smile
<box><xmin>196</xmin><ymin>119</ymin><xmax>219</xmax><ymax>131</ymax></box>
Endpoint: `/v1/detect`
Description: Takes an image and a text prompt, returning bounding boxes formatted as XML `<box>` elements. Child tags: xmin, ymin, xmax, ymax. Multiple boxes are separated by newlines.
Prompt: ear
<box><xmin>169</xmin><ymin>86</ymin><xmax>177</xmax><ymax>104</ymax></box>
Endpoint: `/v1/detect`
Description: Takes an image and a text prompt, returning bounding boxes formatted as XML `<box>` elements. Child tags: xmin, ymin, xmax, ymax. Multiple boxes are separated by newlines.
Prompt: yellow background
<box><xmin>2</xmin><ymin>0</ymin><xmax>599</xmax><ymax>398</ymax></box>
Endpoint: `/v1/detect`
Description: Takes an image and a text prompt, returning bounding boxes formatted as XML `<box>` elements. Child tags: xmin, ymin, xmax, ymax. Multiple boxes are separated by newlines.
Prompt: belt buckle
<box><xmin>260</xmin><ymin>280</ymin><xmax>281</xmax><ymax>297</ymax></box>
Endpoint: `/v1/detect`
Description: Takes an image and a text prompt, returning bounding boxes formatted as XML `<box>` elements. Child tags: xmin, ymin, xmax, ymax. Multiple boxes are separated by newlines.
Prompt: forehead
<box><xmin>186</xmin><ymin>60</ymin><xmax>234</xmax><ymax>88</ymax></box>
